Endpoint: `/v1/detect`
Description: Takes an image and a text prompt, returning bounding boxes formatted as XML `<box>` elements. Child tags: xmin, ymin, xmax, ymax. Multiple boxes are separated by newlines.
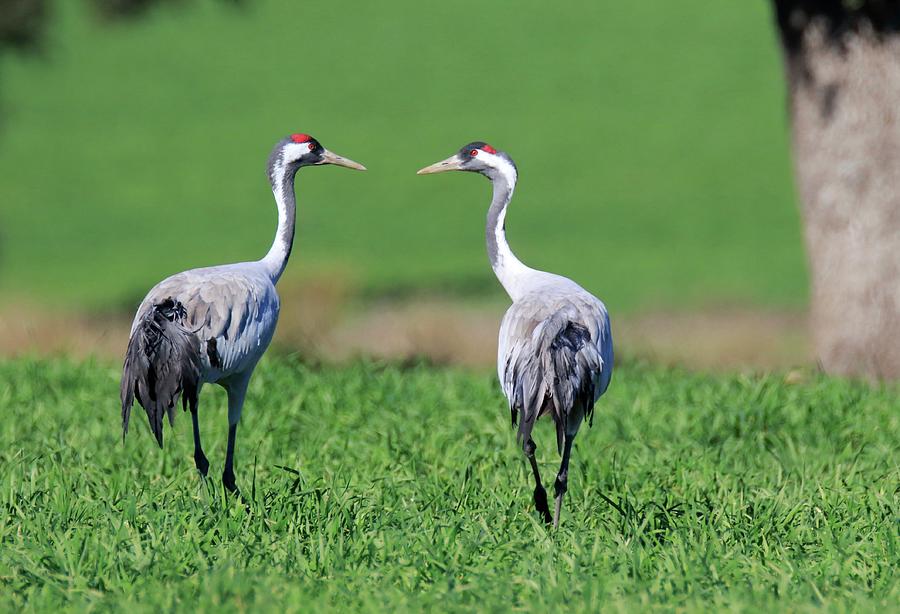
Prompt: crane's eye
<box><xmin>470</xmin><ymin>149</ymin><xmax>479</xmax><ymax>157</ymax></box>
<box><xmin>308</xmin><ymin>142</ymin><xmax>316</xmax><ymax>151</ymax></box>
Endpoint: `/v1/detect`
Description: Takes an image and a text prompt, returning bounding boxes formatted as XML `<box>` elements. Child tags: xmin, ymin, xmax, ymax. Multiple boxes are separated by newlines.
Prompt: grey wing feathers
<box><xmin>500</xmin><ymin>296</ymin><xmax>612</xmax><ymax>453</ymax></box>
<box><xmin>136</xmin><ymin>268</ymin><xmax>279</xmax><ymax>375</ymax></box>
<box><xmin>120</xmin><ymin>298</ymin><xmax>201</xmax><ymax>447</ymax></box>
<box><xmin>189</xmin><ymin>275</ymin><xmax>274</xmax><ymax>371</ymax></box>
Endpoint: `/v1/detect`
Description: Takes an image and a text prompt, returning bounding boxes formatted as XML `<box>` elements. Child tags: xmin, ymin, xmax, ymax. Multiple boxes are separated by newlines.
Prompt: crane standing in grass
<box><xmin>121</xmin><ymin>134</ymin><xmax>365</xmax><ymax>495</ymax></box>
<box><xmin>418</xmin><ymin>143</ymin><xmax>613</xmax><ymax>528</ymax></box>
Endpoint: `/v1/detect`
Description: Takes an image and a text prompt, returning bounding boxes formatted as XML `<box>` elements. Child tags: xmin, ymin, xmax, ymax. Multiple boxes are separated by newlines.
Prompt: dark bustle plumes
<box><xmin>510</xmin><ymin>316</ymin><xmax>599</xmax><ymax>454</ymax></box>
<box><xmin>120</xmin><ymin>298</ymin><xmax>201</xmax><ymax>447</ymax></box>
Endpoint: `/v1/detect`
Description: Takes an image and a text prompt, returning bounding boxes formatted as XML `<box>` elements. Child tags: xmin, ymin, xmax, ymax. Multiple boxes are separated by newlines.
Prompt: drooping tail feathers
<box><xmin>511</xmin><ymin>317</ymin><xmax>601</xmax><ymax>454</ymax></box>
<box><xmin>120</xmin><ymin>298</ymin><xmax>201</xmax><ymax>447</ymax></box>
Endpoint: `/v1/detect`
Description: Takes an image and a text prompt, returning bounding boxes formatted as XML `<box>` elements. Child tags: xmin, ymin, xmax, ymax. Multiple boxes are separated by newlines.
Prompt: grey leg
<box><xmin>222</xmin><ymin>378</ymin><xmax>249</xmax><ymax>498</ymax></box>
<box><xmin>222</xmin><ymin>422</ymin><xmax>239</xmax><ymax>495</ymax></box>
<box><xmin>190</xmin><ymin>405</ymin><xmax>209</xmax><ymax>477</ymax></box>
<box><xmin>525</xmin><ymin>438</ymin><xmax>552</xmax><ymax>524</ymax></box>
<box><xmin>553</xmin><ymin>434</ymin><xmax>575</xmax><ymax>529</ymax></box>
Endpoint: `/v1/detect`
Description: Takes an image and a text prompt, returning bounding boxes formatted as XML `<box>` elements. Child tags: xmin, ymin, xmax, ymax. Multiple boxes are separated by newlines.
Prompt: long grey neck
<box><xmin>485</xmin><ymin>168</ymin><xmax>533</xmax><ymax>300</ymax></box>
<box><xmin>261</xmin><ymin>165</ymin><xmax>297</xmax><ymax>283</ymax></box>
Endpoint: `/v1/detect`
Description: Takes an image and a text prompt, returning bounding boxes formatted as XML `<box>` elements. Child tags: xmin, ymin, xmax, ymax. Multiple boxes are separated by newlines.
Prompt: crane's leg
<box><xmin>222</xmin><ymin>378</ymin><xmax>249</xmax><ymax>497</ymax></box>
<box><xmin>552</xmin><ymin>433</ymin><xmax>575</xmax><ymax>529</ymax></box>
<box><xmin>190</xmin><ymin>403</ymin><xmax>209</xmax><ymax>478</ymax></box>
<box><xmin>524</xmin><ymin>438</ymin><xmax>552</xmax><ymax>524</ymax></box>
<box><xmin>223</xmin><ymin>422</ymin><xmax>239</xmax><ymax>495</ymax></box>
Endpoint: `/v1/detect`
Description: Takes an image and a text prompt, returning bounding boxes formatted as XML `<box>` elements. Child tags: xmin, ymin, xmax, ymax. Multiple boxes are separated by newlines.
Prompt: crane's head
<box><xmin>416</xmin><ymin>142</ymin><xmax>516</xmax><ymax>182</ymax></box>
<box><xmin>268</xmin><ymin>133</ymin><xmax>366</xmax><ymax>183</ymax></box>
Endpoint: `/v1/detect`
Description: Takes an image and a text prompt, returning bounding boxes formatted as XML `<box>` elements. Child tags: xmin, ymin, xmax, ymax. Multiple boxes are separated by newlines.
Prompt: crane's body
<box><xmin>498</xmin><ymin>280</ymin><xmax>612</xmax><ymax>449</ymax></box>
<box><xmin>121</xmin><ymin>134</ymin><xmax>365</xmax><ymax>495</ymax></box>
<box><xmin>129</xmin><ymin>264</ymin><xmax>280</xmax><ymax>386</ymax></box>
<box><xmin>419</xmin><ymin>142</ymin><xmax>613</xmax><ymax>527</ymax></box>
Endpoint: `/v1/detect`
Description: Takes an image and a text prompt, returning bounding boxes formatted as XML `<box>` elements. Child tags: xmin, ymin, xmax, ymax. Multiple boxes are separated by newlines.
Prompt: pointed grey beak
<box><xmin>318</xmin><ymin>149</ymin><xmax>367</xmax><ymax>171</ymax></box>
<box><xmin>417</xmin><ymin>154</ymin><xmax>464</xmax><ymax>175</ymax></box>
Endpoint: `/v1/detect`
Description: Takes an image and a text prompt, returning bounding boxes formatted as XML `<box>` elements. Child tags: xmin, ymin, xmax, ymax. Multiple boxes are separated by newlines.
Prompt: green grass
<box><xmin>0</xmin><ymin>0</ymin><xmax>804</xmax><ymax>313</ymax></box>
<box><xmin>1</xmin><ymin>356</ymin><xmax>896</xmax><ymax>611</ymax></box>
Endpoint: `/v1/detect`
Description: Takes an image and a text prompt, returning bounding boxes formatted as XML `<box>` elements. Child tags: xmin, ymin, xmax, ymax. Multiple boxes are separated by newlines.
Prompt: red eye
<box><xmin>308</xmin><ymin>142</ymin><xmax>315</xmax><ymax>151</ymax></box>
<box><xmin>470</xmin><ymin>149</ymin><xmax>479</xmax><ymax>156</ymax></box>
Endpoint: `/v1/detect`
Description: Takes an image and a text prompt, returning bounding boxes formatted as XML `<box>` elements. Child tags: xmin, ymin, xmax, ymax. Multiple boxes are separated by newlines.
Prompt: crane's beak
<box><xmin>417</xmin><ymin>154</ymin><xmax>464</xmax><ymax>175</ymax></box>
<box><xmin>318</xmin><ymin>149</ymin><xmax>367</xmax><ymax>171</ymax></box>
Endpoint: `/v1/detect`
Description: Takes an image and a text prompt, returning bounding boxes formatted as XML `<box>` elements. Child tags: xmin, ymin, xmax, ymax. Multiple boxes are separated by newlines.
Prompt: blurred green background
<box><xmin>0</xmin><ymin>0</ymin><xmax>802</xmax><ymax>314</ymax></box>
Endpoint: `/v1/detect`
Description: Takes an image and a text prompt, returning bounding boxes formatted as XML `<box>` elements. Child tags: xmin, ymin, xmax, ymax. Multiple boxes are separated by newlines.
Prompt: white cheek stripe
<box><xmin>282</xmin><ymin>141</ymin><xmax>314</xmax><ymax>161</ymax></box>
<box><xmin>478</xmin><ymin>151</ymin><xmax>517</xmax><ymax>183</ymax></box>
<box><xmin>261</xmin><ymin>162</ymin><xmax>292</xmax><ymax>277</ymax></box>
<box><xmin>486</xmin><ymin>155</ymin><xmax>538</xmax><ymax>301</ymax></box>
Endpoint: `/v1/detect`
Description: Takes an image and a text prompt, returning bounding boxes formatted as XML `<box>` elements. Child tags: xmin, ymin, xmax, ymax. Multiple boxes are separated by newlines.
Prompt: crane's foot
<box><xmin>534</xmin><ymin>484</ymin><xmax>552</xmax><ymax>524</ymax></box>
<box><xmin>552</xmin><ymin>495</ymin><xmax>563</xmax><ymax>530</ymax></box>
<box><xmin>525</xmin><ymin>439</ymin><xmax>552</xmax><ymax>524</ymax></box>
<box><xmin>194</xmin><ymin>450</ymin><xmax>210</xmax><ymax>478</ymax></box>
<box><xmin>552</xmin><ymin>472</ymin><xmax>568</xmax><ymax>529</ymax></box>
<box><xmin>222</xmin><ymin>469</ymin><xmax>240</xmax><ymax>497</ymax></box>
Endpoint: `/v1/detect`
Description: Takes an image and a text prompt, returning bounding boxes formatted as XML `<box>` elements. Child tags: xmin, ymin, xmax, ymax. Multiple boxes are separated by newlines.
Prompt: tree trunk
<box><xmin>774</xmin><ymin>1</ymin><xmax>900</xmax><ymax>380</ymax></box>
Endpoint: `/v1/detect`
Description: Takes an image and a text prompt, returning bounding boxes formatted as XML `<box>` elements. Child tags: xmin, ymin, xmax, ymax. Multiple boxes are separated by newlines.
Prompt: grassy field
<box><xmin>0</xmin><ymin>0</ymin><xmax>804</xmax><ymax>313</ymax></box>
<box><xmin>1</xmin><ymin>356</ymin><xmax>896</xmax><ymax>611</ymax></box>
<box><xmin>1</xmin><ymin>3</ymin><xmax>892</xmax><ymax>610</ymax></box>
